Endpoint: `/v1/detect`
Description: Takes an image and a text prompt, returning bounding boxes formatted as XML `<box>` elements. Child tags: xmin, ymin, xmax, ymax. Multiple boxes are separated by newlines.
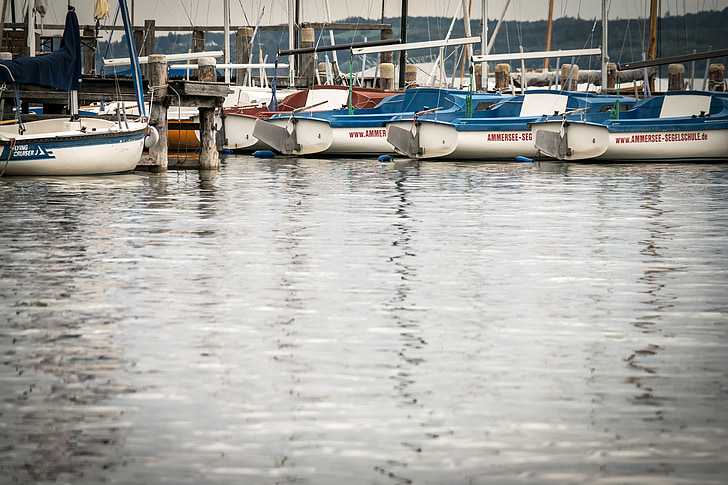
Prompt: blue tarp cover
<box><xmin>0</xmin><ymin>7</ymin><xmax>81</xmax><ymax>91</ymax></box>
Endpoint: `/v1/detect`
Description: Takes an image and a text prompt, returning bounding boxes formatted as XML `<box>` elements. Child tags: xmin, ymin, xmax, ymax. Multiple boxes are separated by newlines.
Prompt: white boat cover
<box><xmin>659</xmin><ymin>95</ymin><xmax>711</xmax><ymax>118</ymax></box>
<box><xmin>519</xmin><ymin>93</ymin><xmax>569</xmax><ymax>117</ymax></box>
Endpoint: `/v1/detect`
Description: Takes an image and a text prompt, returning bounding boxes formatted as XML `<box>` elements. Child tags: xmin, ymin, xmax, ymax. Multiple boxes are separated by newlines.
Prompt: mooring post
<box><xmin>379</xmin><ymin>62</ymin><xmax>394</xmax><ymax>90</ymax></box>
<box><xmin>146</xmin><ymin>54</ymin><xmax>169</xmax><ymax>172</ymax></box>
<box><xmin>708</xmin><ymin>63</ymin><xmax>726</xmax><ymax>92</ymax></box>
<box><xmin>300</xmin><ymin>27</ymin><xmax>316</xmax><ymax>87</ymax></box>
<box><xmin>474</xmin><ymin>64</ymin><xmax>483</xmax><ymax>91</ymax></box>
<box><xmin>494</xmin><ymin>63</ymin><xmax>510</xmax><ymax>90</ymax></box>
<box><xmin>404</xmin><ymin>64</ymin><xmax>417</xmax><ymax>86</ymax></box>
<box><xmin>81</xmin><ymin>26</ymin><xmax>96</xmax><ymax>75</ymax></box>
<box><xmin>606</xmin><ymin>62</ymin><xmax>617</xmax><ymax>90</ymax></box>
<box><xmin>197</xmin><ymin>57</ymin><xmax>220</xmax><ymax>170</ymax></box>
<box><xmin>560</xmin><ymin>63</ymin><xmax>579</xmax><ymax>91</ymax></box>
<box><xmin>668</xmin><ymin>64</ymin><xmax>685</xmax><ymax>91</ymax></box>
<box><xmin>235</xmin><ymin>26</ymin><xmax>253</xmax><ymax>86</ymax></box>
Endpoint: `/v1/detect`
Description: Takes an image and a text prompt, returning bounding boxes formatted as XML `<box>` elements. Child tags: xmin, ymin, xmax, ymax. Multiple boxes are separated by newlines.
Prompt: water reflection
<box><xmin>1</xmin><ymin>162</ymin><xmax>727</xmax><ymax>484</ymax></box>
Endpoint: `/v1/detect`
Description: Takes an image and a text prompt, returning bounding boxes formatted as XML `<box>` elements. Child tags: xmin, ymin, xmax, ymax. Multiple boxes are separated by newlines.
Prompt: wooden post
<box><xmin>379</xmin><ymin>62</ymin><xmax>394</xmax><ymax>90</ymax></box>
<box><xmin>197</xmin><ymin>57</ymin><xmax>219</xmax><ymax>170</ymax></box>
<box><xmin>380</xmin><ymin>27</ymin><xmax>393</xmax><ymax>66</ymax></box>
<box><xmin>143</xmin><ymin>19</ymin><xmax>155</xmax><ymax>55</ymax></box>
<box><xmin>708</xmin><ymin>63</ymin><xmax>726</xmax><ymax>92</ymax></box>
<box><xmin>647</xmin><ymin>0</ymin><xmax>658</xmax><ymax>92</ymax></box>
<box><xmin>133</xmin><ymin>26</ymin><xmax>144</xmax><ymax>58</ymax></box>
<box><xmin>404</xmin><ymin>64</ymin><xmax>417</xmax><ymax>86</ymax></box>
<box><xmin>145</xmin><ymin>54</ymin><xmax>168</xmax><ymax>172</ymax></box>
<box><xmin>474</xmin><ymin>63</ymin><xmax>482</xmax><ymax>91</ymax></box>
<box><xmin>235</xmin><ymin>26</ymin><xmax>253</xmax><ymax>85</ymax></box>
<box><xmin>606</xmin><ymin>62</ymin><xmax>617</xmax><ymax>89</ymax></box>
<box><xmin>667</xmin><ymin>63</ymin><xmax>685</xmax><ymax>91</ymax></box>
<box><xmin>300</xmin><ymin>27</ymin><xmax>315</xmax><ymax>87</ymax></box>
<box><xmin>82</xmin><ymin>25</ymin><xmax>96</xmax><ymax>75</ymax></box>
<box><xmin>560</xmin><ymin>63</ymin><xmax>579</xmax><ymax>91</ymax></box>
<box><xmin>544</xmin><ymin>0</ymin><xmax>555</xmax><ymax>71</ymax></box>
<box><xmin>192</xmin><ymin>28</ymin><xmax>205</xmax><ymax>53</ymax></box>
<box><xmin>494</xmin><ymin>63</ymin><xmax>510</xmax><ymax>90</ymax></box>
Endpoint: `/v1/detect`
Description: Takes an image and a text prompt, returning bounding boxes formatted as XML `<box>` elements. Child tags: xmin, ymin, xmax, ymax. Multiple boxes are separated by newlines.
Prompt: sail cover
<box><xmin>0</xmin><ymin>7</ymin><xmax>81</xmax><ymax>91</ymax></box>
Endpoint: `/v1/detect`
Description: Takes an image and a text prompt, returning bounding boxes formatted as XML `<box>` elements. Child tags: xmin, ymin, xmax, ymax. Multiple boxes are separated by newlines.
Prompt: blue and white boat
<box><xmin>0</xmin><ymin>4</ymin><xmax>149</xmax><ymax>176</ymax></box>
<box><xmin>252</xmin><ymin>88</ymin><xmax>507</xmax><ymax>156</ymax></box>
<box><xmin>530</xmin><ymin>91</ymin><xmax>728</xmax><ymax>162</ymax></box>
<box><xmin>385</xmin><ymin>91</ymin><xmax>637</xmax><ymax>160</ymax></box>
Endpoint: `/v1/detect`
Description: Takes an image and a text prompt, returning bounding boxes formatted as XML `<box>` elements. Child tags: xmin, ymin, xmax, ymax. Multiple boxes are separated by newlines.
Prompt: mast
<box><xmin>119</xmin><ymin>0</ymin><xmax>146</xmax><ymax>118</ymax></box>
<box><xmin>544</xmin><ymin>0</ymin><xmax>554</xmax><ymax>70</ymax></box>
<box><xmin>460</xmin><ymin>0</ymin><xmax>472</xmax><ymax>89</ymax></box>
<box><xmin>601</xmin><ymin>0</ymin><xmax>608</xmax><ymax>91</ymax></box>
<box><xmin>224</xmin><ymin>0</ymin><xmax>230</xmax><ymax>83</ymax></box>
<box><xmin>647</xmin><ymin>0</ymin><xmax>658</xmax><ymax>92</ymax></box>
<box><xmin>647</xmin><ymin>0</ymin><xmax>658</xmax><ymax>60</ymax></box>
<box><xmin>481</xmin><ymin>0</ymin><xmax>487</xmax><ymax>89</ymax></box>
<box><xmin>398</xmin><ymin>0</ymin><xmax>407</xmax><ymax>89</ymax></box>
<box><xmin>26</xmin><ymin>0</ymin><xmax>34</xmax><ymax>57</ymax></box>
<box><xmin>287</xmin><ymin>0</ymin><xmax>295</xmax><ymax>86</ymax></box>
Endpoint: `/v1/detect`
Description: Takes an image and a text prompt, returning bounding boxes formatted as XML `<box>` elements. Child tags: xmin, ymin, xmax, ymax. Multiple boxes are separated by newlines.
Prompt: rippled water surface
<box><xmin>1</xmin><ymin>158</ymin><xmax>728</xmax><ymax>484</ymax></box>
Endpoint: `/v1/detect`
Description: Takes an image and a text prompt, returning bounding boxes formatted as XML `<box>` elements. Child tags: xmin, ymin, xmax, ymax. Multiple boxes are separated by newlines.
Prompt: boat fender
<box><xmin>377</xmin><ymin>154</ymin><xmax>393</xmax><ymax>162</ymax></box>
<box><xmin>144</xmin><ymin>125</ymin><xmax>160</xmax><ymax>149</ymax></box>
<box><xmin>514</xmin><ymin>155</ymin><xmax>534</xmax><ymax>163</ymax></box>
<box><xmin>253</xmin><ymin>150</ymin><xmax>276</xmax><ymax>159</ymax></box>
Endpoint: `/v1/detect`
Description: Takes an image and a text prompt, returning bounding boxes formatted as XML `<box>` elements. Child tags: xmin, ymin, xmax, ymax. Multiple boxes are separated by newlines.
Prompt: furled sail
<box><xmin>0</xmin><ymin>7</ymin><xmax>81</xmax><ymax>91</ymax></box>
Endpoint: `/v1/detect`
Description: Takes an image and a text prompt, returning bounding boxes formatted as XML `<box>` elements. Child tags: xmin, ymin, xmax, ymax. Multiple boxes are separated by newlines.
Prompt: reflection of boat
<box><xmin>227</xmin><ymin>85</ymin><xmax>393</xmax><ymax>152</ymax></box>
<box><xmin>531</xmin><ymin>92</ymin><xmax>728</xmax><ymax>162</ymax></box>
<box><xmin>254</xmin><ymin>88</ymin><xmax>505</xmax><ymax>156</ymax></box>
<box><xmin>0</xmin><ymin>4</ymin><xmax>148</xmax><ymax>176</ymax></box>
<box><xmin>386</xmin><ymin>91</ymin><xmax>636</xmax><ymax>160</ymax></box>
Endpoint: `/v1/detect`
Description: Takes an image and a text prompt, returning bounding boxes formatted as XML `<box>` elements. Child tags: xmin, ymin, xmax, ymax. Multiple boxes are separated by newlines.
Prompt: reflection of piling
<box><xmin>495</xmin><ymin>64</ymin><xmax>510</xmax><ymax>90</ymax></box>
<box><xmin>668</xmin><ymin>64</ymin><xmax>685</xmax><ymax>91</ymax></box>
<box><xmin>197</xmin><ymin>57</ymin><xmax>220</xmax><ymax>170</ymax></box>
<box><xmin>561</xmin><ymin>63</ymin><xmax>579</xmax><ymax>90</ymax></box>
<box><xmin>379</xmin><ymin>62</ymin><xmax>395</xmax><ymax>90</ymax></box>
<box><xmin>146</xmin><ymin>55</ymin><xmax>169</xmax><ymax>172</ymax></box>
<box><xmin>235</xmin><ymin>27</ymin><xmax>253</xmax><ymax>85</ymax></box>
<box><xmin>709</xmin><ymin>63</ymin><xmax>726</xmax><ymax>91</ymax></box>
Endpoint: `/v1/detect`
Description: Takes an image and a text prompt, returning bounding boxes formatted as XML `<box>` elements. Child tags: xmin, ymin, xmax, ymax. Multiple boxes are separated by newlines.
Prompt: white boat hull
<box><xmin>532</xmin><ymin>120</ymin><xmax>728</xmax><ymax>161</ymax></box>
<box><xmin>222</xmin><ymin>114</ymin><xmax>268</xmax><ymax>152</ymax></box>
<box><xmin>0</xmin><ymin>119</ymin><xmax>146</xmax><ymax>176</ymax></box>
<box><xmin>387</xmin><ymin>120</ymin><xmax>539</xmax><ymax>160</ymax></box>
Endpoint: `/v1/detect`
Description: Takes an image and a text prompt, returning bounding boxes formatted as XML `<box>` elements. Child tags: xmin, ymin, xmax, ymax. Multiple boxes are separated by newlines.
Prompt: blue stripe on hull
<box><xmin>0</xmin><ymin>129</ymin><xmax>145</xmax><ymax>161</ymax></box>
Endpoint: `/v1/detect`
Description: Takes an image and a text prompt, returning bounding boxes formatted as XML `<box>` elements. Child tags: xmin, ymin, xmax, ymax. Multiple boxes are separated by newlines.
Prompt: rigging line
<box><xmin>237</xmin><ymin>0</ymin><xmax>251</xmax><ymax>26</ymax></box>
<box><xmin>178</xmin><ymin>0</ymin><xmax>194</xmax><ymax>27</ymax></box>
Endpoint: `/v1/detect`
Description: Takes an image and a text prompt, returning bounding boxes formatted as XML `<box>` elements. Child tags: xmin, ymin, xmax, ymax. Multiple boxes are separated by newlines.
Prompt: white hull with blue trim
<box><xmin>531</xmin><ymin>92</ymin><xmax>728</xmax><ymax>162</ymax></box>
<box><xmin>0</xmin><ymin>118</ymin><xmax>146</xmax><ymax>176</ymax></box>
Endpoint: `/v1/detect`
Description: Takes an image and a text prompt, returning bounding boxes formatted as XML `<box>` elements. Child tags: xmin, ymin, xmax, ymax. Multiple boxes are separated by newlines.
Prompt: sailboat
<box><xmin>0</xmin><ymin>3</ymin><xmax>148</xmax><ymax>176</ymax></box>
<box><xmin>386</xmin><ymin>91</ymin><xmax>637</xmax><ymax>160</ymax></box>
<box><xmin>531</xmin><ymin>91</ymin><xmax>728</xmax><ymax>162</ymax></box>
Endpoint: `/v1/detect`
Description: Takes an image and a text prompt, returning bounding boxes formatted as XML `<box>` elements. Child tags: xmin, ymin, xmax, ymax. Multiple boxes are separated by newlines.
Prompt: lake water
<box><xmin>1</xmin><ymin>157</ymin><xmax>728</xmax><ymax>484</ymax></box>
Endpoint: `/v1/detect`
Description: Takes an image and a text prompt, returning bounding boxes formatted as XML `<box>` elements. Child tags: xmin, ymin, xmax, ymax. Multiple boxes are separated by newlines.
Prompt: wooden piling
<box><xmin>709</xmin><ymin>63</ymin><xmax>726</xmax><ymax>91</ymax></box>
<box><xmin>192</xmin><ymin>29</ymin><xmax>205</xmax><ymax>53</ymax></box>
<box><xmin>404</xmin><ymin>64</ymin><xmax>417</xmax><ymax>86</ymax></box>
<box><xmin>197</xmin><ymin>57</ymin><xmax>220</xmax><ymax>170</ymax></box>
<box><xmin>606</xmin><ymin>62</ymin><xmax>617</xmax><ymax>89</ymax></box>
<box><xmin>560</xmin><ymin>63</ymin><xmax>579</xmax><ymax>91</ymax></box>
<box><xmin>81</xmin><ymin>26</ymin><xmax>96</xmax><ymax>75</ymax></box>
<box><xmin>235</xmin><ymin>26</ymin><xmax>253</xmax><ymax>85</ymax></box>
<box><xmin>474</xmin><ymin>63</ymin><xmax>482</xmax><ymax>91</ymax></box>
<box><xmin>667</xmin><ymin>63</ymin><xmax>685</xmax><ymax>91</ymax></box>
<box><xmin>300</xmin><ymin>27</ymin><xmax>316</xmax><ymax>87</ymax></box>
<box><xmin>380</xmin><ymin>27</ymin><xmax>393</xmax><ymax>66</ymax></box>
<box><xmin>145</xmin><ymin>54</ymin><xmax>169</xmax><ymax>172</ymax></box>
<box><xmin>379</xmin><ymin>62</ymin><xmax>395</xmax><ymax>90</ymax></box>
<box><xmin>494</xmin><ymin>63</ymin><xmax>510</xmax><ymax>90</ymax></box>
